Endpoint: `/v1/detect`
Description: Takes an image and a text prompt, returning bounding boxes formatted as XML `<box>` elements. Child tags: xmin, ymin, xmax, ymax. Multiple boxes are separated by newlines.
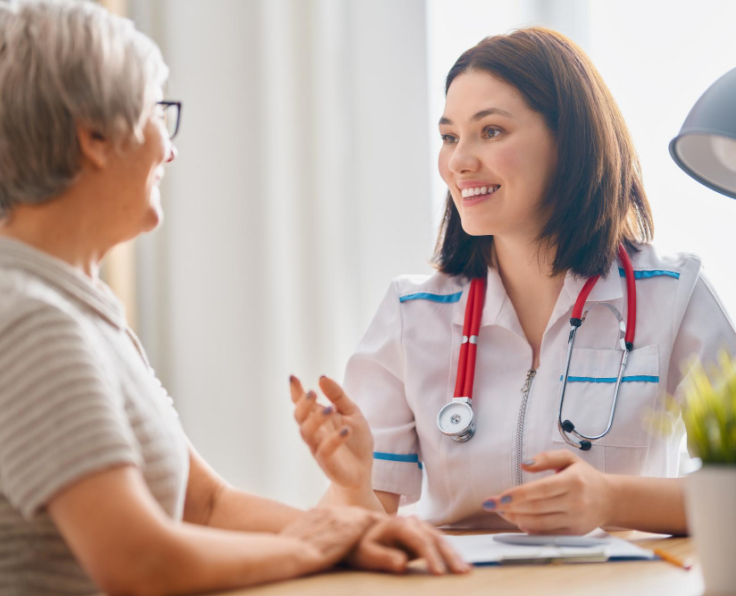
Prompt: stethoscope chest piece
<box><xmin>437</xmin><ymin>398</ymin><xmax>475</xmax><ymax>442</ymax></box>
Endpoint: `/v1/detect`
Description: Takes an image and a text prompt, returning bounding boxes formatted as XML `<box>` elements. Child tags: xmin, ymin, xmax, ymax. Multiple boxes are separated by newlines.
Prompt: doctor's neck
<box><xmin>493</xmin><ymin>235</ymin><xmax>562</xmax><ymax>286</ymax></box>
<box><xmin>492</xmin><ymin>235</ymin><xmax>565</xmax><ymax>356</ymax></box>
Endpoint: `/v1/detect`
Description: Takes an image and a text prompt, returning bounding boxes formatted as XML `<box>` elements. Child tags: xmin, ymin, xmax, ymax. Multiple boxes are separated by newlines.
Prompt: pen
<box><xmin>651</xmin><ymin>548</ymin><xmax>693</xmax><ymax>571</ymax></box>
<box><xmin>499</xmin><ymin>550</ymin><xmax>610</xmax><ymax>565</ymax></box>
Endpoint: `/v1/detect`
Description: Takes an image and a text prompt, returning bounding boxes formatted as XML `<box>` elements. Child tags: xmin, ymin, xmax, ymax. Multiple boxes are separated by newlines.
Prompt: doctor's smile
<box><xmin>456</xmin><ymin>181</ymin><xmax>501</xmax><ymax>208</ymax></box>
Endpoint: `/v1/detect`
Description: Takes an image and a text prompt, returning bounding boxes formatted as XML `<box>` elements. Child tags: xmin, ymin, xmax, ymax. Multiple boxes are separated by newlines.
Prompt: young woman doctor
<box><xmin>290</xmin><ymin>27</ymin><xmax>736</xmax><ymax>535</ymax></box>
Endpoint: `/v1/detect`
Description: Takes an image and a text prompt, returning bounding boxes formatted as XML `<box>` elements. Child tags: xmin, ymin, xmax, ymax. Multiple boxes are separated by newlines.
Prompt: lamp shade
<box><xmin>669</xmin><ymin>67</ymin><xmax>736</xmax><ymax>199</ymax></box>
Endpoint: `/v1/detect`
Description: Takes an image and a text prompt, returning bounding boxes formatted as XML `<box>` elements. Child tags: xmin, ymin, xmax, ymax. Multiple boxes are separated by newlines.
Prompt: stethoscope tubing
<box><xmin>439</xmin><ymin>243</ymin><xmax>637</xmax><ymax>451</ymax></box>
<box><xmin>557</xmin><ymin>245</ymin><xmax>637</xmax><ymax>449</ymax></box>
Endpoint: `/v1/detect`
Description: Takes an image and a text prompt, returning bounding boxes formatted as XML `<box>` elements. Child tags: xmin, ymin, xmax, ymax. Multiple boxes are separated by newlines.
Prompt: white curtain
<box><xmin>130</xmin><ymin>0</ymin><xmax>434</xmax><ymax>507</ymax></box>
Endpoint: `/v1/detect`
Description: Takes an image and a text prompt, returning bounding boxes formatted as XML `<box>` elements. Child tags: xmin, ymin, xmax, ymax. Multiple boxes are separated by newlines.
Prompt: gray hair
<box><xmin>0</xmin><ymin>0</ymin><xmax>169</xmax><ymax>216</ymax></box>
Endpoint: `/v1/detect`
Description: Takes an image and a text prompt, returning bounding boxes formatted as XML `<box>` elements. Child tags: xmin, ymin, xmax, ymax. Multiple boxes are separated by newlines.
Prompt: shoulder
<box><xmin>630</xmin><ymin>243</ymin><xmax>729</xmax><ymax>331</ymax></box>
<box><xmin>627</xmin><ymin>243</ymin><xmax>705</xmax><ymax>305</ymax></box>
<box><xmin>0</xmin><ymin>267</ymin><xmax>90</xmax><ymax>339</ymax></box>
<box><xmin>389</xmin><ymin>270</ymin><xmax>465</xmax><ymax>304</ymax></box>
<box><xmin>628</xmin><ymin>243</ymin><xmax>702</xmax><ymax>282</ymax></box>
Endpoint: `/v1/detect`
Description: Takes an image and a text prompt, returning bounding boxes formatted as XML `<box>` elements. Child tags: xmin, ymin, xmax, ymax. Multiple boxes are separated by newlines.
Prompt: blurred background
<box><xmin>98</xmin><ymin>0</ymin><xmax>736</xmax><ymax>508</ymax></box>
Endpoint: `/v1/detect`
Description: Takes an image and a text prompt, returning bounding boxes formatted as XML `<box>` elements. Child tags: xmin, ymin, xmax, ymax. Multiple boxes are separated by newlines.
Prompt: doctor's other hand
<box><xmin>290</xmin><ymin>375</ymin><xmax>374</xmax><ymax>492</ymax></box>
<box><xmin>347</xmin><ymin>516</ymin><xmax>471</xmax><ymax>576</ymax></box>
<box><xmin>482</xmin><ymin>450</ymin><xmax>613</xmax><ymax>535</ymax></box>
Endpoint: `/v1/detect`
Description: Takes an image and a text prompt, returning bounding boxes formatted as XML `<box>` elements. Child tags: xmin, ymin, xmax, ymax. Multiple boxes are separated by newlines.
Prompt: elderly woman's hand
<box><xmin>346</xmin><ymin>516</ymin><xmax>471</xmax><ymax>575</ymax></box>
<box><xmin>281</xmin><ymin>507</ymin><xmax>470</xmax><ymax>576</ymax></box>
<box><xmin>482</xmin><ymin>450</ymin><xmax>614</xmax><ymax>535</ymax></box>
<box><xmin>279</xmin><ymin>506</ymin><xmax>376</xmax><ymax>572</ymax></box>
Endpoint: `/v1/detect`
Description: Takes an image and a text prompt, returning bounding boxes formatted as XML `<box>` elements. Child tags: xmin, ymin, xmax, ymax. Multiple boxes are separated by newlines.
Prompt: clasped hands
<box><xmin>290</xmin><ymin>374</ymin><xmax>615</xmax><ymax>571</ymax></box>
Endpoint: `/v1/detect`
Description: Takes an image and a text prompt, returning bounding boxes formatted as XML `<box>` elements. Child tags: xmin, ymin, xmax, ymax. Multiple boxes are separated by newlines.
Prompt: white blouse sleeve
<box><xmin>667</xmin><ymin>262</ymin><xmax>736</xmax><ymax>405</ymax></box>
<box><xmin>344</xmin><ymin>280</ymin><xmax>422</xmax><ymax>502</ymax></box>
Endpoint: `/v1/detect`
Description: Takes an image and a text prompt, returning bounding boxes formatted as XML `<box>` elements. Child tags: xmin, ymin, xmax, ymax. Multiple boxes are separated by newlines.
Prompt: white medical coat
<box><xmin>344</xmin><ymin>244</ymin><xmax>736</xmax><ymax>528</ymax></box>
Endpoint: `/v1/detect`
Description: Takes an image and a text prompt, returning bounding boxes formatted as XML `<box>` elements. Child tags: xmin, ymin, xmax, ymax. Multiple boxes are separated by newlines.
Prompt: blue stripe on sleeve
<box><xmin>619</xmin><ymin>268</ymin><xmax>680</xmax><ymax>280</ymax></box>
<box><xmin>374</xmin><ymin>452</ymin><xmax>423</xmax><ymax>470</ymax></box>
<box><xmin>399</xmin><ymin>291</ymin><xmax>463</xmax><ymax>303</ymax></box>
<box><xmin>560</xmin><ymin>375</ymin><xmax>659</xmax><ymax>383</ymax></box>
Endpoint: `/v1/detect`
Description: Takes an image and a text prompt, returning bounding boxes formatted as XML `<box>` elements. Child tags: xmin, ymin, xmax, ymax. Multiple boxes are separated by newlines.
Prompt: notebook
<box><xmin>443</xmin><ymin>530</ymin><xmax>658</xmax><ymax>566</ymax></box>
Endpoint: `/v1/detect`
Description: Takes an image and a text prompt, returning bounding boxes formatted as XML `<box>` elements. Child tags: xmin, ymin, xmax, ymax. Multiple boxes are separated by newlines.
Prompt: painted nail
<box><xmin>320</xmin><ymin>374</ymin><xmax>327</xmax><ymax>380</ymax></box>
<box><xmin>323</xmin><ymin>406</ymin><xmax>333</xmax><ymax>415</ymax></box>
<box><xmin>483</xmin><ymin>500</ymin><xmax>496</xmax><ymax>510</ymax></box>
<box><xmin>289</xmin><ymin>375</ymin><xmax>296</xmax><ymax>383</ymax></box>
<box><xmin>522</xmin><ymin>459</ymin><xmax>535</xmax><ymax>466</ymax></box>
<box><xmin>306</xmin><ymin>391</ymin><xmax>316</xmax><ymax>400</ymax></box>
<box><xmin>340</xmin><ymin>427</ymin><xmax>349</xmax><ymax>437</ymax></box>
<box><xmin>500</xmin><ymin>495</ymin><xmax>512</xmax><ymax>504</ymax></box>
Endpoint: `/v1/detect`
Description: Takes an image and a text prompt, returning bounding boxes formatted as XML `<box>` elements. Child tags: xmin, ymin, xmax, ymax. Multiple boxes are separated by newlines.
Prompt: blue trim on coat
<box><xmin>373</xmin><ymin>452</ymin><xmax>423</xmax><ymax>470</ymax></box>
<box><xmin>399</xmin><ymin>291</ymin><xmax>463</xmax><ymax>304</ymax></box>
<box><xmin>560</xmin><ymin>375</ymin><xmax>659</xmax><ymax>383</ymax></box>
<box><xmin>619</xmin><ymin>268</ymin><xmax>680</xmax><ymax>280</ymax></box>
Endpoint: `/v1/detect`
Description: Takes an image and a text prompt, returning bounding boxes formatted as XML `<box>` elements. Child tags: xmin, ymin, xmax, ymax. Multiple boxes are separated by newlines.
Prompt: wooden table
<box><xmin>208</xmin><ymin>531</ymin><xmax>704</xmax><ymax>596</ymax></box>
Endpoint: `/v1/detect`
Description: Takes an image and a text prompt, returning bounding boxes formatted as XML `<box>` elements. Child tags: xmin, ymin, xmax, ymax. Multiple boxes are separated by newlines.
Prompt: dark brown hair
<box><xmin>432</xmin><ymin>27</ymin><xmax>653</xmax><ymax>279</ymax></box>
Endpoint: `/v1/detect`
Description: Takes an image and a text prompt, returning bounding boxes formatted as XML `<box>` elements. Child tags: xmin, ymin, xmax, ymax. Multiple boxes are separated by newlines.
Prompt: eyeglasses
<box><xmin>156</xmin><ymin>100</ymin><xmax>182</xmax><ymax>139</ymax></box>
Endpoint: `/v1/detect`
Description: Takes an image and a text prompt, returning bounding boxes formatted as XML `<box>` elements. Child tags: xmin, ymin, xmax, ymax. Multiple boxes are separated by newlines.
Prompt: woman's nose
<box><xmin>166</xmin><ymin>143</ymin><xmax>178</xmax><ymax>163</ymax></box>
<box><xmin>448</xmin><ymin>140</ymin><xmax>479</xmax><ymax>174</ymax></box>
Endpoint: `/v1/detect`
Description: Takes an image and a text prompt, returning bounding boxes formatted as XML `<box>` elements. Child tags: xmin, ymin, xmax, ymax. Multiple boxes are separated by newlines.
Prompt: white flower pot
<box><xmin>685</xmin><ymin>465</ymin><xmax>736</xmax><ymax>595</ymax></box>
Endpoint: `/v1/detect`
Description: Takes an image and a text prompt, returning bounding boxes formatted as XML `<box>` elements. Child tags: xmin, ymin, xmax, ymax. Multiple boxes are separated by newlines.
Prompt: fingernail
<box><xmin>482</xmin><ymin>499</ymin><xmax>496</xmax><ymax>510</ymax></box>
<box><xmin>340</xmin><ymin>427</ymin><xmax>349</xmax><ymax>437</ymax></box>
<box><xmin>306</xmin><ymin>391</ymin><xmax>316</xmax><ymax>400</ymax></box>
<box><xmin>522</xmin><ymin>459</ymin><xmax>535</xmax><ymax>466</ymax></box>
<box><xmin>289</xmin><ymin>374</ymin><xmax>296</xmax><ymax>383</ymax></box>
<box><xmin>500</xmin><ymin>495</ymin><xmax>512</xmax><ymax>504</ymax></box>
<box><xmin>322</xmin><ymin>406</ymin><xmax>333</xmax><ymax>415</ymax></box>
<box><xmin>320</xmin><ymin>374</ymin><xmax>327</xmax><ymax>380</ymax></box>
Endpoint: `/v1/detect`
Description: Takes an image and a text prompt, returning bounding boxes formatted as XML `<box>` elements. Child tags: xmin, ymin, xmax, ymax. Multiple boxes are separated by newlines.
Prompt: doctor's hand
<box><xmin>482</xmin><ymin>450</ymin><xmax>614</xmax><ymax>535</ymax></box>
<box><xmin>290</xmin><ymin>375</ymin><xmax>374</xmax><ymax>492</ymax></box>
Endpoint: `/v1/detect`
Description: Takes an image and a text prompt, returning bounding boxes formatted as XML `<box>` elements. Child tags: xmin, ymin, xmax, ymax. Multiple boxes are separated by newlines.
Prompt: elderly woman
<box><xmin>0</xmin><ymin>2</ymin><xmax>468</xmax><ymax>595</ymax></box>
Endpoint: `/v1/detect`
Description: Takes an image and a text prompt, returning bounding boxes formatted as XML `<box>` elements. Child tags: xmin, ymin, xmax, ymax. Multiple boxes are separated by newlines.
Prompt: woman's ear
<box><xmin>76</xmin><ymin>123</ymin><xmax>111</xmax><ymax>170</ymax></box>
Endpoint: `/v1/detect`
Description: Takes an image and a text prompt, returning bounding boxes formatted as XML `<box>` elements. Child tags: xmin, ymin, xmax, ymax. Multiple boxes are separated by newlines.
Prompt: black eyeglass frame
<box><xmin>157</xmin><ymin>100</ymin><xmax>182</xmax><ymax>139</ymax></box>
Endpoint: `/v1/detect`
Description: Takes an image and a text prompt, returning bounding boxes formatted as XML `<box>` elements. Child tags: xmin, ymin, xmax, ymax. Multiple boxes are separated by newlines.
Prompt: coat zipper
<box><xmin>515</xmin><ymin>369</ymin><xmax>536</xmax><ymax>486</ymax></box>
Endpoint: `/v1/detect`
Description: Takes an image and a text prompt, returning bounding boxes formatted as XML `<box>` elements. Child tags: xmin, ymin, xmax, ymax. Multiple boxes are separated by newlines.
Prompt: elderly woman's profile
<box><xmin>0</xmin><ymin>1</ymin><xmax>467</xmax><ymax>595</ymax></box>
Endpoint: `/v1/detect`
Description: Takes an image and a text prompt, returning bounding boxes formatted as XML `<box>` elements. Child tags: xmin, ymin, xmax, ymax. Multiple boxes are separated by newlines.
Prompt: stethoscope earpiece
<box><xmin>560</xmin><ymin>419</ymin><xmax>592</xmax><ymax>450</ymax></box>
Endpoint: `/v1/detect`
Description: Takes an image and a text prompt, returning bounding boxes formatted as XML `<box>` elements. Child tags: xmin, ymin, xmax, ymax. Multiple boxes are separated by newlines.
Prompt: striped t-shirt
<box><xmin>0</xmin><ymin>237</ymin><xmax>190</xmax><ymax>596</ymax></box>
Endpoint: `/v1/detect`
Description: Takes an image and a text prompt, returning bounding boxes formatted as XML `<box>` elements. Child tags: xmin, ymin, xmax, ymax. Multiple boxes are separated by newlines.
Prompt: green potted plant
<box><xmin>682</xmin><ymin>352</ymin><xmax>736</xmax><ymax>595</ymax></box>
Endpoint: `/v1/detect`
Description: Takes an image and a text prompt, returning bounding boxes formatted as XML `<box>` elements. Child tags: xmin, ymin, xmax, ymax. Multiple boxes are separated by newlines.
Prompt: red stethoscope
<box><xmin>437</xmin><ymin>244</ymin><xmax>637</xmax><ymax>449</ymax></box>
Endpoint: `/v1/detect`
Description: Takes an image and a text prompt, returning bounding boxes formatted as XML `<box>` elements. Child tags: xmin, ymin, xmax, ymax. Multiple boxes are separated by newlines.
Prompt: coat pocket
<box><xmin>551</xmin><ymin>344</ymin><xmax>660</xmax><ymax>448</ymax></box>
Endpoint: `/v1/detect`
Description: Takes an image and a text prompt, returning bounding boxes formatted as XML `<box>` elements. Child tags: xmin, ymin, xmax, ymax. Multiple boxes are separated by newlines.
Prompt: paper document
<box><xmin>444</xmin><ymin>531</ymin><xmax>657</xmax><ymax>566</ymax></box>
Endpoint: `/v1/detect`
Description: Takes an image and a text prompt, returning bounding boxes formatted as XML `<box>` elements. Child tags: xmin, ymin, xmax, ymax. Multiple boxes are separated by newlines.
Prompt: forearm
<box><xmin>135</xmin><ymin>523</ymin><xmax>320</xmax><ymax>596</ymax></box>
<box><xmin>207</xmin><ymin>484</ymin><xmax>304</xmax><ymax>533</ymax></box>
<box><xmin>605</xmin><ymin>475</ymin><xmax>687</xmax><ymax>535</ymax></box>
<box><xmin>319</xmin><ymin>483</ymin><xmax>390</xmax><ymax>513</ymax></box>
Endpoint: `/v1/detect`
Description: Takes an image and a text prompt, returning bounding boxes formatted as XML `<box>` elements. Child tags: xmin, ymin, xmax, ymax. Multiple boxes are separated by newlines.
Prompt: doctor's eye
<box><xmin>441</xmin><ymin>134</ymin><xmax>458</xmax><ymax>145</ymax></box>
<box><xmin>482</xmin><ymin>126</ymin><xmax>503</xmax><ymax>140</ymax></box>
